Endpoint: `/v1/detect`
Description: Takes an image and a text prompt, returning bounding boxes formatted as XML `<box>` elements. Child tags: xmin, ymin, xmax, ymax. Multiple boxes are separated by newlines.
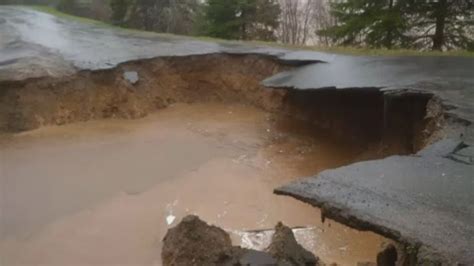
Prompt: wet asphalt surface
<box><xmin>0</xmin><ymin>6</ymin><xmax>327</xmax><ymax>80</ymax></box>
<box><xmin>0</xmin><ymin>5</ymin><xmax>473</xmax><ymax>264</ymax></box>
<box><xmin>276</xmin><ymin>139</ymin><xmax>474</xmax><ymax>264</ymax></box>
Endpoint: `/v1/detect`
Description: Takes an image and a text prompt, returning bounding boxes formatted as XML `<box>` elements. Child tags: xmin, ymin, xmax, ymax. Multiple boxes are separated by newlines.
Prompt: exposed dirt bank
<box><xmin>279</xmin><ymin>88</ymin><xmax>443</xmax><ymax>156</ymax></box>
<box><xmin>0</xmin><ymin>54</ymin><xmax>444</xmax><ymax>156</ymax></box>
<box><xmin>0</xmin><ymin>54</ymin><xmax>287</xmax><ymax>132</ymax></box>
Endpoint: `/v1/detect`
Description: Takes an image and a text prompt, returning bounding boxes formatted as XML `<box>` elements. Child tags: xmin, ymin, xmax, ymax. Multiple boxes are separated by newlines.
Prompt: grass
<box><xmin>31</xmin><ymin>6</ymin><xmax>110</xmax><ymax>27</ymax></box>
<box><xmin>24</xmin><ymin>5</ymin><xmax>474</xmax><ymax>57</ymax></box>
<box><xmin>310</xmin><ymin>46</ymin><xmax>474</xmax><ymax>57</ymax></box>
<box><xmin>28</xmin><ymin>5</ymin><xmax>168</xmax><ymax>37</ymax></box>
<box><xmin>246</xmin><ymin>40</ymin><xmax>474</xmax><ymax>57</ymax></box>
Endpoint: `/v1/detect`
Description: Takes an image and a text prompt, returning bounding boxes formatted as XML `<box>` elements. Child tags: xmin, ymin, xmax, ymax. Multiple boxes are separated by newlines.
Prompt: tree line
<box><xmin>105</xmin><ymin>0</ymin><xmax>474</xmax><ymax>51</ymax></box>
<box><xmin>1</xmin><ymin>0</ymin><xmax>472</xmax><ymax>51</ymax></box>
<box><xmin>323</xmin><ymin>0</ymin><xmax>473</xmax><ymax>51</ymax></box>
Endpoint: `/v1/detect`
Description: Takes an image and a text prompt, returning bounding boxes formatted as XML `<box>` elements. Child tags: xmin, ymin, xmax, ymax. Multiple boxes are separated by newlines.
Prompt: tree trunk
<box><xmin>432</xmin><ymin>0</ymin><xmax>447</xmax><ymax>51</ymax></box>
<box><xmin>385</xmin><ymin>0</ymin><xmax>394</xmax><ymax>49</ymax></box>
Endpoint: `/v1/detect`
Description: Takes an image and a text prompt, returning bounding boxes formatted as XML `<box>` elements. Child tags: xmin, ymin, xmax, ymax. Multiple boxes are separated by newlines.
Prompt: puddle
<box><xmin>0</xmin><ymin>103</ymin><xmax>387</xmax><ymax>265</ymax></box>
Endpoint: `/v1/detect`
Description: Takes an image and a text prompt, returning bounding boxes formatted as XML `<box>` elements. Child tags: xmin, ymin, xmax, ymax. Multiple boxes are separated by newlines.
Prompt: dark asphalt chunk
<box><xmin>416</xmin><ymin>138</ymin><xmax>466</xmax><ymax>158</ymax></box>
<box><xmin>275</xmin><ymin>140</ymin><xmax>474</xmax><ymax>265</ymax></box>
<box><xmin>123</xmin><ymin>71</ymin><xmax>139</xmax><ymax>85</ymax></box>
<box><xmin>448</xmin><ymin>146</ymin><xmax>474</xmax><ymax>165</ymax></box>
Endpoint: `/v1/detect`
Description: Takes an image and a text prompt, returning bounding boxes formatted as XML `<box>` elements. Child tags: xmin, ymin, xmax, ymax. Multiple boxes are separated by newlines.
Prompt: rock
<box><xmin>266</xmin><ymin>222</ymin><xmax>319</xmax><ymax>266</ymax></box>
<box><xmin>161</xmin><ymin>215</ymin><xmax>234</xmax><ymax>266</ymax></box>
<box><xmin>162</xmin><ymin>216</ymin><xmax>320</xmax><ymax>266</ymax></box>
<box><xmin>376</xmin><ymin>244</ymin><xmax>398</xmax><ymax>266</ymax></box>
<box><xmin>123</xmin><ymin>71</ymin><xmax>139</xmax><ymax>84</ymax></box>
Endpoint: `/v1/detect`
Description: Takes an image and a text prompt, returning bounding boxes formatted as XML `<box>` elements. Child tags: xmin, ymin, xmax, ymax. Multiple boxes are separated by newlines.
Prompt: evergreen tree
<box><xmin>203</xmin><ymin>0</ymin><xmax>242</xmax><ymax>39</ymax></box>
<box><xmin>321</xmin><ymin>0</ymin><xmax>473</xmax><ymax>50</ymax></box>
<box><xmin>160</xmin><ymin>0</ymin><xmax>202</xmax><ymax>34</ymax></box>
<box><xmin>320</xmin><ymin>0</ymin><xmax>407</xmax><ymax>49</ymax></box>
<box><xmin>110</xmin><ymin>0</ymin><xmax>131</xmax><ymax>25</ymax></box>
<box><xmin>246</xmin><ymin>0</ymin><xmax>281</xmax><ymax>41</ymax></box>
<box><xmin>203</xmin><ymin>0</ymin><xmax>280</xmax><ymax>41</ymax></box>
<box><xmin>116</xmin><ymin>0</ymin><xmax>201</xmax><ymax>34</ymax></box>
<box><xmin>404</xmin><ymin>0</ymin><xmax>473</xmax><ymax>50</ymax></box>
<box><xmin>57</xmin><ymin>0</ymin><xmax>76</xmax><ymax>13</ymax></box>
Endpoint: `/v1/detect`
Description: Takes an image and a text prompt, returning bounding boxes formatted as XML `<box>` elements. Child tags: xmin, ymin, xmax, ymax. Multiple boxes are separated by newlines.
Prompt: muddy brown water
<box><xmin>0</xmin><ymin>103</ymin><xmax>388</xmax><ymax>265</ymax></box>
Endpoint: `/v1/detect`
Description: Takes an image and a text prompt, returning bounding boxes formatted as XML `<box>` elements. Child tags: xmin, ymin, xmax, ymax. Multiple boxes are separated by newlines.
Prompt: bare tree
<box><xmin>124</xmin><ymin>0</ymin><xmax>201</xmax><ymax>35</ymax></box>
<box><xmin>279</xmin><ymin>0</ymin><xmax>305</xmax><ymax>44</ymax></box>
<box><xmin>312</xmin><ymin>0</ymin><xmax>335</xmax><ymax>46</ymax></box>
<box><xmin>278</xmin><ymin>0</ymin><xmax>333</xmax><ymax>45</ymax></box>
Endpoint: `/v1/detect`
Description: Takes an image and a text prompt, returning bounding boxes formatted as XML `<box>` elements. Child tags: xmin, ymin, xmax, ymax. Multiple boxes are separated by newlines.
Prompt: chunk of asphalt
<box><xmin>447</xmin><ymin>145</ymin><xmax>474</xmax><ymax>165</ymax></box>
<box><xmin>123</xmin><ymin>71</ymin><xmax>139</xmax><ymax>85</ymax></box>
<box><xmin>416</xmin><ymin>138</ymin><xmax>465</xmax><ymax>158</ymax></box>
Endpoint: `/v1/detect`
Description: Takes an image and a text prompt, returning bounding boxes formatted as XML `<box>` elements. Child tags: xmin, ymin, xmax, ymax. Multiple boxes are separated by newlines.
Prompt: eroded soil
<box><xmin>0</xmin><ymin>102</ymin><xmax>388</xmax><ymax>265</ymax></box>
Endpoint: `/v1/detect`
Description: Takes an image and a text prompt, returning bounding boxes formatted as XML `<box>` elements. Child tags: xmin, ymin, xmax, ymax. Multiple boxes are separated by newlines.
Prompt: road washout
<box><xmin>0</xmin><ymin>53</ymin><xmax>449</xmax><ymax>265</ymax></box>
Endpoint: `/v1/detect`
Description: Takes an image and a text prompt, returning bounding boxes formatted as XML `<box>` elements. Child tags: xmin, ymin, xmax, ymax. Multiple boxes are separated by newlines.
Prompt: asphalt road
<box><xmin>0</xmin><ymin>6</ymin><xmax>328</xmax><ymax>80</ymax></box>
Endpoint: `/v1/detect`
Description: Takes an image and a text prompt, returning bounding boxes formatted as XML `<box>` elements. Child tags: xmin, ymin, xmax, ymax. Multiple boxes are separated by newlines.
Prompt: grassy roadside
<box><xmin>27</xmin><ymin>5</ymin><xmax>474</xmax><ymax>57</ymax></box>
<box><xmin>28</xmin><ymin>5</ymin><xmax>177</xmax><ymax>38</ymax></box>
<box><xmin>31</xmin><ymin>6</ymin><xmax>111</xmax><ymax>27</ymax></box>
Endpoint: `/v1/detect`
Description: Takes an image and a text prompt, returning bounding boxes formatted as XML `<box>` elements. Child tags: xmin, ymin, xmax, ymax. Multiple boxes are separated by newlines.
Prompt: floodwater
<box><xmin>0</xmin><ymin>103</ymin><xmax>388</xmax><ymax>265</ymax></box>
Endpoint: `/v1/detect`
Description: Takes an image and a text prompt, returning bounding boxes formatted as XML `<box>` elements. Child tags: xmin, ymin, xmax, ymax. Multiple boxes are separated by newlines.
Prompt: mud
<box><xmin>266</xmin><ymin>222</ymin><xmax>319</xmax><ymax>265</ymax></box>
<box><xmin>0</xmin><ymin>102</ymin><xmax>390</xmax><ymax>265</ymax></box>
<box><xmin>162</xmin><ymin>215</ymin><xmax>236</xmax><ymax>266</ymax></box>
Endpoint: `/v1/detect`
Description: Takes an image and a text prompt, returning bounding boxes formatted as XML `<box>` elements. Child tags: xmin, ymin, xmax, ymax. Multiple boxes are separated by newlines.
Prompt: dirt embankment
<box><xmin>0</xmin><ymin>54</ymin><xmax>287</xmax><ymax>132</ymax></box>
<box><xmin>279</xmin><ymin>88</ymin><xmax>442</xmax><ymax>155</ymax></box>
<box><xmin>0</xmin><ymin>53</ymin><xmax>444</xmax><ymax>155</ymax></box>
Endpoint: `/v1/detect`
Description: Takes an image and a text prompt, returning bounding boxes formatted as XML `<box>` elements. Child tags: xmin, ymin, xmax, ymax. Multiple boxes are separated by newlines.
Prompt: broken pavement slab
<box><xmin>275</xmin><ymin>139</ymin><xmax>474</xmax><ymax>265</ymax></box>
